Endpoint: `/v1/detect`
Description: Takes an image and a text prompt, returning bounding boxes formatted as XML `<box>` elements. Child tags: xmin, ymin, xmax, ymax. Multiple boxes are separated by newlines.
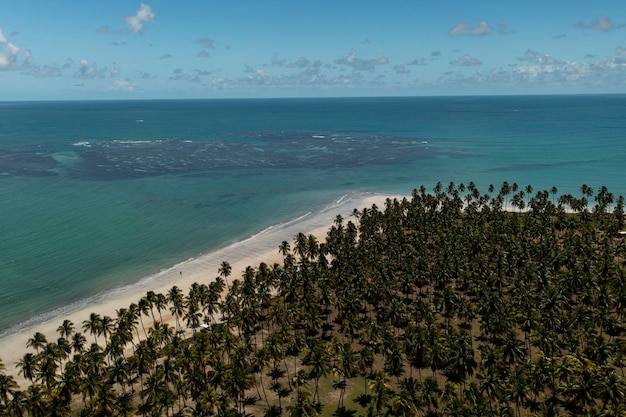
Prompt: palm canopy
<box><xmin>3</xmin><ymin>182</ymin><xmax>626</xmax><ymax>417</ymax></box>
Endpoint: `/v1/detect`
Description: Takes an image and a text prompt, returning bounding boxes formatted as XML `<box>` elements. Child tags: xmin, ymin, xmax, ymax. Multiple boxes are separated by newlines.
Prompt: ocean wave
<box><xmin>111</xmin><ymin>140</ymin><xmax>164</xmax><ymax>145</ymax></box>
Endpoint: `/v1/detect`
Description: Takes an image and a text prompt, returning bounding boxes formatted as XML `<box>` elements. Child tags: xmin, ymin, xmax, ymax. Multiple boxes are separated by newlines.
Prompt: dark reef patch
<box><xmin>66</xmin><ymin>133</ymin><xmax>436</xmax><ymax>181</ymax></box>
<box><xmin>0</xmin><ymin>149</ymin><xmax>59</xmax><ymax>177</ymax></box>
<box><xmin>0</xmin><ymin>132</ymin><xmax>439</xmax><ymax>180</ymax></box>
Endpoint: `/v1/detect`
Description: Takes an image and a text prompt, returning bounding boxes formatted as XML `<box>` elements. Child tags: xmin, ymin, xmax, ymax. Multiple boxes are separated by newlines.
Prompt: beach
<box><xmin>1</xmin><ymin>96</ymin><xmax>624</xmax><ymax>340</ymax></box>
<box><xmin>2</xmin><ymin>95</ymin><xmax>625</xmax><ymax>384</ymax></box>
<box><xmin>0</xmin><ymin>193</ymin><xmax>404</xmax><ymax>382</ymax></box>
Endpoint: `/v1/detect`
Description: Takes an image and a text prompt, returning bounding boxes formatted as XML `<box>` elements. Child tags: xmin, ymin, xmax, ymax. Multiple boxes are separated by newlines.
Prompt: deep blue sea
<box><xmin>0</xmin><ymin>95</ymin><xmax>624</xmax><ymax>334</ymax></box>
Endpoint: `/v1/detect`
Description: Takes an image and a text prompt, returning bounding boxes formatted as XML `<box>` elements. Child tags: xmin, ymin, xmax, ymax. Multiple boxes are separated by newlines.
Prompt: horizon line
<box><xmin>1</xmin><ymin>92</ymin><xmax>624</xmax><ymax>104</ymax></box>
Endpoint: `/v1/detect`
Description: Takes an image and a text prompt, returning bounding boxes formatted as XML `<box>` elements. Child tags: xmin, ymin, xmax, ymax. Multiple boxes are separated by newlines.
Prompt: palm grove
<box><xmin>1</xmin><ymin>182</ymin><xmax>626</xmax><ymax>417</ymax></box>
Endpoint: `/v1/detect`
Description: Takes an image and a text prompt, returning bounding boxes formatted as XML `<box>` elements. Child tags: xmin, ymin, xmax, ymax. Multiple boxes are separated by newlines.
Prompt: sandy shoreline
<box><xmin>0</xmin><ymin>192</ymin><xmax>405</xmax><ymax>381</ymax></box>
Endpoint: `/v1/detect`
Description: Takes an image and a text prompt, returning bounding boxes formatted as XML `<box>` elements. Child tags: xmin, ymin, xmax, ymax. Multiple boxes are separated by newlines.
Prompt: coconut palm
<box><xmin>287</xmin><ymin>389</ymin><xmax>319</xmax><ymax>417</ymax></box>
<box><xmin>82</xmin><ymin>312</ymin><xmax>103</xmax><ymax>345</ymax></box>
<box><xmin>56</xmin><ymin>319</ymin><xmax>74</xmax><ymax>340</ymax></box>
<box><xmin>218</xmin><ymin>261</ymin><xmax>232</xmax><ymax>286</ymax></box>
<box><xmin>71</xmin><ymin>331</ymin><xmax>87</xmax><ymax>354</ymax></box>
<box><xmin>17</xmin><ymin>352</ymin><xmax>39</xmax><ymax>384</ymax></box>
<box><xmin>0</xmin><ymin>372</ymin><xmax>18</xmax><ymax>411</ymax></box>
<box><xmin>302</xmin><ymin>339</ymin><xmax>331</xmax><ymax>405</ymax></box>
<box><xmin>369</xmin><ymin>370</ymin><xmax>392</xmax><ymax>417</ymax></box>
<box><xmin>168</xmin><ymin>286</ymin><xmax>185</xmax><ymax>335</ymax></box>
<box><xmin>26</xmin><ymin>332</ymin><xmax>47</xmax><ymax>354</ymax></box>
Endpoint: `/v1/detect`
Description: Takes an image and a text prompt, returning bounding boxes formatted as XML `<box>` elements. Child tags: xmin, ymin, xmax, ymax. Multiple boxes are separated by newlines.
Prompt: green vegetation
<box><xmin>1</xmin><ymin>182</ymin><xmax>626</xmax><ymax>417</ymax></box>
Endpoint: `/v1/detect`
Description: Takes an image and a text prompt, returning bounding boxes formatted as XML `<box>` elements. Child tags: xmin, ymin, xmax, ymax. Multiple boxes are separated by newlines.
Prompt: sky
<box><xmin>1</xmin><ymin>1</ymin><xmax>626</xmax><ymax>100</ymax></box>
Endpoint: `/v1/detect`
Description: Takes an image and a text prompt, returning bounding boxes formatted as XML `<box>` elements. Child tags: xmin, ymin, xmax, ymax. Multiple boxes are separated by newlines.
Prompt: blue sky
<box><xmin>1</xmin><ymin>1</ymin><xmax>625</xmax><ymax>100</ymax></box>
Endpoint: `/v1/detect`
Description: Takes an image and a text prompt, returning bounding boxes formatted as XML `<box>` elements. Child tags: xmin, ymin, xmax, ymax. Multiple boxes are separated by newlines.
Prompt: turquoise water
<box><xmin>0</xmin><ymin>95</ymin><xmax>624</xmax><ymax>334</ymax></box>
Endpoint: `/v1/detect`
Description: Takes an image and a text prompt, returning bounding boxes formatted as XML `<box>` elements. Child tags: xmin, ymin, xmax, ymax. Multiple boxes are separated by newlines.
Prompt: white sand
<box><xmin>0</xmin><ymin>193</ymin><xmax>406</xmax><ymax>382</ymax></box>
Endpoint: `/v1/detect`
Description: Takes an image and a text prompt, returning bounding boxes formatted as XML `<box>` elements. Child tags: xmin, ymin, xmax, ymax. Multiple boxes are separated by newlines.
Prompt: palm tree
<box><xmin>332</xmin><ymin>342</ymin><xmax>358</xmax><ymax>409</ymax></box>
<box><xmin>71</xmin><ymin>332</ymin><xmax>87</xmax><ymax>354</ymax></box>
<box><xmin>112</xmin><ymin>392</ymin><xmax>137</xmax><ymax>417</ymax></box>
<box><xmin>369</xmin><ymin>370</ymin><xmax>392</xmax><ymax>417</ymax></box>
<box><xmin>303</xmin><ymin>339</ymin><xmax>331</xmax><ymax>405</ymax></box>
<box><xmin>218</xmin><ymin>261</ymin><xmax>232</xmax><ymax>286</ymax></box>
<box><xmin>26</xmin><ymin>332</ymin><xmax>47</xmax><ymax>353</ymax></box>
<box><xmin>222</xmin><ymin>366</ymin><xmax>254</xmax><ymax>415</ymax></box>
<box><xmin>154</xmin><ymin>292</ymin><xmax>168</xmax><ymax>324</ymax></box>
<box><xmin>108</xmin><ymin>357</ymin><xmax>132</xmax><ymax>394</ymax></box>
<box><xmin>168</xmin><ymin>286</ymin><xmax>185</xmax><ymax>335</ymax></box>
<box><xmin>82</xmin><ymin>312</ymin><xmax>103</xmax><ymax>345</ymax></box>
<box><xmin>184</xmin><ymin>302</ymin><xmax>203</xmax><ymax>333</ymax></box>
<box><xmin>92</xmin><ymin>383</ymin><xmax>118</xmax><ymax>416</ymax></box>
<box><xmin>57</xmin><ymin>319</ymin><xmax>75</xmax><ymax>339</ymax></box>
<box><xmin>137</xmin><ymin>297</ymin><xmax>153</xmax><ymax>336</ymax></box>
<box><xmin>0</xmin><ymin>372</ymin><xmax>19</xmax><ymax>411</ymax></box>
<box><xmin>507</xmin><ymin>364</ymin><xmax>530</xmax><ymax>417</ymax></box>
<box><xmin>130</xmin><ymin>338</ymin><xmax>158</xmax><ymax>394</ymax></box>
<box><xmin>287</xmin><ymin>389</ymin><xmax>319</xmax><ymax>417</ymax></box>
<box><xmin>500</xmin><ymin>181</ymin><xmax>511</xmax><ymax>209</ymax></box>
<box><xmin>17</xmin><ymin>352</ymin><xmax>39</xmax><ymax>384</ymax></box>
<box><xmin>141</xmin><ymin>366</ymin><xmax>168</xmax><ymax>415</ymax></box>
<box><xmin>24</xmin><ymin>385</ymin><xmax>47</xmax><ymax>417</ymax></box>
<box><xmin>279</xmin><ymin>240</ymin><xmax>291</xmax><ymax>257</ymax></box>
<box><xmin>446</xmin><ymin>330</ymin><xmax>476</xmax><ymax>392</ymax></box>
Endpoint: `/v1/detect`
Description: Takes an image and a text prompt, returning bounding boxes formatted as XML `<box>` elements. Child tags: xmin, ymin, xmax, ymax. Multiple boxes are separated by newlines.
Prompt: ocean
<box><xmin>0</xmin><ymin>95</ymin><xmax>624</xmax><ymax>335</ymax></box>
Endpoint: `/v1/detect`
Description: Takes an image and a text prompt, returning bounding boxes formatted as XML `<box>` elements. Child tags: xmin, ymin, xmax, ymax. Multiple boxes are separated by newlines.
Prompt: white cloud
<box><xmin>517</xmin><ymin>49</ymin><xmax>560</xmax><ymax>65</ymax></box>
<box><xmin>169</xmin><ymin>68</ymin><xmax>201</xmax><ymax>83</ymax></box>
<box><xmin>110</xmin><ymin>63</ymin><xmax>120</xmax><ymax>77</ymax></box>
<box><xmin>197</xmin><ymin>50</ymin><xmax>210</xmax><ymax>58</ymax></box>
<box><xmin>393</xmin><ymin>65</ymin><xmax>410</xmax><ymax>74</ymax></box>
<box><xmin>195</xmin><ymin>38</ymin><xmax>214</xmax><ymax>49</ymax></box>
<box><xmin>449</xmin><ymin>20</ymin><xmax>492</xmax><ymax>36</ymax></box>
<box><xmin>576</xmin><ymin>15</ymin><xmax>614</xmax><ymax>32</ymax></box>
<box><xmin>74</xmin><ymin>59</ymin><xmax>106</xmax><ymax>79</ymax></box>
<box><xmin>450</xmin><ymin>55</ymin><xmax>482</xmax><ymax>66</ymax></box>
<box><xmin>592</xmin><ymin>15</ymin><xmax>613</xmax><ymax>31</ymax></box>
<box><xmin>616</xmin><ymin>47</ymin><xmax>626</xmax><ymax>57</ymax></box>
<box><xmin>286</xmin><ymin>57</ymin><xmax>310</xmax><ymax>69</ymax></box>
<box><xmin>407</xmin><ymin>58</ymin><xmax>426</xmax><ymax>66</ymax></box>
<box><xmin>6</xmin><ymin>42</ymin><xmax>20</xmax><ymax>59</ymax></box>
<box><xmin>0</xmin><ymin>27</ymin><xmax>6</xmax><ymax>43</ymax></box>
<box><xmin>271</xmin><ymin>53</ymin><xmax>285</xmax><ymax>67</ymax></box>
<box><xmin>445</xmin><ymin>52</ymin><xmax>626</xmax><ymax>88</ymax></box>
<box><xmin>159</xmin><ymin>53</ymin><xmax>172</xmax><ymax>60</ymax></box>
<box><xmin>125</xmin><ymin>3</ymin><xmax>155</xmax><ymax>33</ymax></box>
<box><xmin>112</xmin><ymin>79</ymin><xmax>137</xmax><ymax>92</ymax></box>
<box><xmin>0</xmin><ymin>42</ymin><xmax>22</xmax><ymax>70</ymax></box>
<box><xmin>26</xmin><ymin>65</ymin><xmax>63</xmax><ymax>78</ymax></box>
<box><xmin>335</xmin><ymin>49</ymin><xmax>389</xmax><ymax>71</ymax></box>
<box><xmin>21</xmin><ymin>49</ymin><xmax>31</xmax><ymax>66</ymax></box>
